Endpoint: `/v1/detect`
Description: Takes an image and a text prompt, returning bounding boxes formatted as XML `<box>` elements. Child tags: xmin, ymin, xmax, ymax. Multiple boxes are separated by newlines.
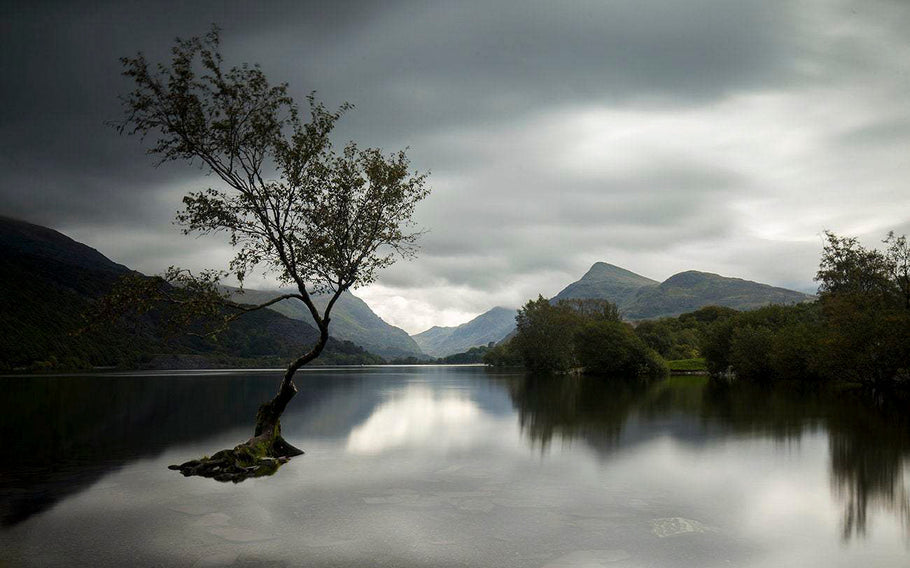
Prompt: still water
<box><xmin>1</xmin><ymin>366</ymin><xmax>908</xmax><ymax>567</ymax></box>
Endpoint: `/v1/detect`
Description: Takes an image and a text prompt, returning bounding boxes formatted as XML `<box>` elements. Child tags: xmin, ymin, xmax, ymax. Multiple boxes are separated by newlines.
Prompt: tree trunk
<box><xmin>251</xmin><ymin>374</ymin><xmax>304</xmax><ymax>458</ymax></box>
<box><xmin>168</xmin><ymin>325</ymin><xmax>329</xmax><ymax>482</ymax></box>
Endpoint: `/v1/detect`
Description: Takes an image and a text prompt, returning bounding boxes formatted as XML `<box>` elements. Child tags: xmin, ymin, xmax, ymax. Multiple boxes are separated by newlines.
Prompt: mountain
<box><xmin>553</xmin><ymin>262</ymin><xmax>659</xmax><ymax>305</ymax></box>
<box><xmin>0</xmin><ymin>216</ymin><xmax>381</xmax><ymax>370</ymax></box>
<box><xmin>413</xmin><ymin>306</ymin><xmax>517</xmax><ymax>357</ymax></box>
<box><xmin>224</xmin><ymin>287</ymin><xmax>425</xmax><ymax>360</ymax></box>
<box><xmin>621</xmin><ymin>270</ymin><xmax>812</xmax><ymax>319</ymax></box>
<box><xmin>551</xmin><ymin>261</ymin><xmax>812</xmax><ymax>320</ymax></box>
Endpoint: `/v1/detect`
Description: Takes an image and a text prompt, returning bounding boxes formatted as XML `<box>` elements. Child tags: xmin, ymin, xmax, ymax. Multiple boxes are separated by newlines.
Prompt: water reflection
<box><xmin>346</xmin><ymin>386</ymin><xmax>483</xmax><ymax>454</ymax></box>
<box><xmin>505</xmin><ymin>373</ymin><xmax>910</xmax><ymax>540</ymax></box>
<box><xmin>506</xmin><ymin>374</ymin><xmax>645</xmax><ymax>452</ymax></box>
<box><xmin>2</xmin><ymin>366</ymin><xmax>909</xmax><ymax>561</ymax></box>
<box><xmin>0</xmin><ymin>370</ymin><xmax>367</xmax><ymax>525</ymax></box>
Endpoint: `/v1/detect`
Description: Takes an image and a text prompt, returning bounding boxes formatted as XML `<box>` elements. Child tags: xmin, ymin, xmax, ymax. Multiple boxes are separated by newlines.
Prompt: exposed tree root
<box><xmin>169</xmin><ymin>391</ymin><xmax>304</xmax><ymax>483</ymax></box>
<box><xmin>168</xmin><ymin>432</ymin><xmax>303</xmax><ymax>483</ymax></box>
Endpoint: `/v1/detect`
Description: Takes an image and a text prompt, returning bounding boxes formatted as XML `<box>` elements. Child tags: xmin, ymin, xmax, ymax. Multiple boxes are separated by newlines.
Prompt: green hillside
<box><xmin>225</xmin><ymin>287</ymin><xmax>425</xmax><ymax>359</ymax></box>
<box><xmin>553</xmin><ymin>262</ymin><xmax>659</xmax><ymax>305</ymax></box>
<box><xmin>550</xmin><ymin>261</ymin><xmax>812</xmax><ymax>320</ymax></box>
<box><xmin>622</xmin><ymin>270</ymin><xmax>812</xmax><ymax>320</ymax></box>
<box><xmin>0</xmin><ymin>217</ymin><xmax>382</xmax><ymax>370</ymax></box>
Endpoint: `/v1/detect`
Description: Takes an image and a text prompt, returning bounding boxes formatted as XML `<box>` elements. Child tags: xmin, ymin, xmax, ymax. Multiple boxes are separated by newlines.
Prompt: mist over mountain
<box><xmin>0</xmin><ymin>216</ymin><xmax>816</xmax><ymax>369</ymax></box>
<box><xmin>412</xmin><ymin>306</ymin><xmax>518</xmax><ymax>358</ymax></box>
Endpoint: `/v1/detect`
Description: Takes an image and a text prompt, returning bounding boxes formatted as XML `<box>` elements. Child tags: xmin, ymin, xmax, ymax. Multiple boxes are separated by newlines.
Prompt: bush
<box><xmin>482</xmin><ymin>341</ymin><xmax>522</xmax><ymax>367</ymax></box>
<box><xmin>728</xmin><ymin>326</ymin><xmax>774</xmax><ymax>381</ymax></box>
<box><xmin>575</xmin><ymin>320</ymin><xmax>667</xmax><ymax>379</ymax></box>
<box><xmin>508</xmin><ymin>295</ymin><xmax>666</xmax><ymax>378</ymax></box>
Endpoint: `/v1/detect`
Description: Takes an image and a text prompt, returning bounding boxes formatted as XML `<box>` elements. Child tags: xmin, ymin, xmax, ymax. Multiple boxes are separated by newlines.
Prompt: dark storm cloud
<box><xmin>0</xmin><ymin>0</ymin><xmax>393</xmax><ymax>228</ymax></box>
<box><xmin>253</xmin><ymin>0</ymin><xmax>806</xmax><ymax>146</ymax></box>
<box><xmin>0</xmin><ymin>0</ymin><xmax>799</xmax><ymax>227</ymax></box>
<box><xmin>2</xmin><ymin>1</ymin><xmax>909</xmax><ymax>331</ymax></box>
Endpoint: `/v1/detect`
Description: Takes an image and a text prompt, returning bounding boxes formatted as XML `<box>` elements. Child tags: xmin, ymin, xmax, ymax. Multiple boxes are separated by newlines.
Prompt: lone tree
<box><xmin>115</xmin><ymin>27</ymin><xmax>429</xmax><ymax>480</ymax></box>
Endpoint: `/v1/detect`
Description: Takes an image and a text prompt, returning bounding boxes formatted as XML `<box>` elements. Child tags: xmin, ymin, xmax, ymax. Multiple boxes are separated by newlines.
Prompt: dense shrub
<box><xmin>698</xmin><ymin>231</ymin><xmax>910</xmax><ymax>388</ymax></box>
<box><xmin>505</xmin><ymin>296</ymin><xmax>665</xmax><ymax>379</ymax></box>
<box><xmin>482</xmin><ymin>341</ymin><xmax>522</xmax><ymax>367</ymax></box>
<box><xmin>575</xmin><ymin>320</ymin><xmax>667</xmax><ymax>378</ymax></box>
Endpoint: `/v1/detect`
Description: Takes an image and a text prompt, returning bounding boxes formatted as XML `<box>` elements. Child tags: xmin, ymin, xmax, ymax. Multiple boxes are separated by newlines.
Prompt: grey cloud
<box><xmin>836</xmin><ymin>116</ymin><xmax>910</xmax><ymax>148</ymax></box>
<box><xmin>2</xmin><ymin>0</ymin><xmax>909</xmax><ymax>331</ymax></box>
<box><xmin>0</xmin><ymin>0</ymin><xmax>809</xmax><ymax>230</ymax></box>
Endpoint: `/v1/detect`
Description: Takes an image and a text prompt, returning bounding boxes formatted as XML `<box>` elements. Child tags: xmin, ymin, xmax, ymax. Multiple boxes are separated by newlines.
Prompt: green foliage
<box><xmin>512</xmin><ymin>296</ymin><xmax>581</xmax><ymax>373</ymax></box>
<box><xmin>701</xmin><ymin>303</ymin><xmax>824</xmax><ymax>381</ymax></box>
<box><xmin>574</xmin><ymin>320</ymin><xmax>667</xmax><ymax>378</ymax></box>
<box><xmin>112</xmin><ymin>26</ymin><xmax>430</xmax><ymax>374</ymax></box>
<box><xmin>728</xmin><ymin>325</ymin><xmax>775</xmax><ymax>381</ymax></box>
<box><xmin>509</xmin><ymin>296</ymin><xmax>665</xmax><ymax>378</ymax></box>
<box><xmin>698</xmin><ymin>231</ymin><xmax>910</xmax><ymax>388</ymax></box>
<box><xmin>438</xmin><ymin>344</ymin><xmax>491</xmax><ymax>364</ymax></box>
<box><xmin>635</xmin><ymin>305</ymin><xmax>737</xmax><ymax>361</ymax></box>
<box><xmin>482</xmin><ymin>341</ymin><xmax>522</xmax><ymax>367</ymax></box>
<box><xmin>815</xmin><ymin>231</ymin><xmax>910</xmax><ymax>387</ymax></box>
<box><xmin>117</xmin><ymin>27</ymin><xmax>429</xmax><ymax>296</ymax></box>
<box><xmin>666</xmin><ymin>358</ymin><xmax>707</xmax><ymax>372</ymax></box>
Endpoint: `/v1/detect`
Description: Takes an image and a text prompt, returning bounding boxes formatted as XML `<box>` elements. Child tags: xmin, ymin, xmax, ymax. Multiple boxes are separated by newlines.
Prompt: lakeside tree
<box><xmin>508</xmin><ymin>296</ymin><xmax>666</xmax><ymax>378</ymax></box>
<box><xmin>114</xmin><ymin>27</ymin><xmax>429</xmax><ymax>480</ymax></box>
<box><xmin>512</xmin><ymin>296</ymin><xmax>582</xmax><ymax>373</ymax></box>
<box><xmin>815</xmin><ymin>231</ymin><xmax>910</xmax><ymax>387</ymax></box>
<box><xmin>700</xmin><ymin>231</ymin><xmax>909</xmax><ymax>388</ymax></box>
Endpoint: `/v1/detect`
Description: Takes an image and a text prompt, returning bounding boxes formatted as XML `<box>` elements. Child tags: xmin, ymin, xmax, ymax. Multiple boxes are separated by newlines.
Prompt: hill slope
<box><xmin>551</xmin><ymin>261</ymin><xmax>812</xmax><ymax>320</ymax></box>
<box><xmin>225</xmin><ymin>287</ymin><xmax>425</xmax><ymax>359</ymax></box>
<box><xmin>413</xmin><ymin>306</ymin><xmax>517</xmax><ymax>357</ymax></box>
<box><xmin>622</xmin><ymin>270</ymin><xmax>812</xmax><ymax>319</ymax></box>
<box><xmin>553</xmin><ymin>262</ymin><xmax>659</xmax><ymax>305</ymax></box>
<box><xmin>0</xmin><ymin>216</ymin><xmax>381</xmax><ymax>370</ymax></box>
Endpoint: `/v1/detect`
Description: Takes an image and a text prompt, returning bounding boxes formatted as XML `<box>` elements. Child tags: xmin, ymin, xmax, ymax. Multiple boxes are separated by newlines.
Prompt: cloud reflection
<box><xmin>346</xmin><ymin>386</ymin><xmax>503</xmax><ymax>454</ymax></box>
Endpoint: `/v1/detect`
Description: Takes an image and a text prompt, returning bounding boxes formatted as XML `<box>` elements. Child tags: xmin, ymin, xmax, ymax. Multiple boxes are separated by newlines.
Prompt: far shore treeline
<box><xmin>486</xmin><ymin>231</ymin><xmax>910</xmax><ymax>395</ymax></box>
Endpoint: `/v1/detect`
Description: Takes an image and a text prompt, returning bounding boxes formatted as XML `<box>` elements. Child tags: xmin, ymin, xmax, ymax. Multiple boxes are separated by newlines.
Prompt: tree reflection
<box><xmin>0</xmin><ymin>372</ymin><xmax>355</xmax><ymax>525</ymax></box>
<box><xmin>826</xmin><ymin>402</ymin><xmax>910</xmax><ymax>540</ymax></box>
<box><xmin>701</xmin><ymin>380</ymin><xmax>910</xmax><ymax>540</ymax></box>
<box><xmin>505</xmin><ymin>373</ymin><xmax>910</xmax><ymax>539</ymax></box>
<box><xmin>505</xmin><ymin>373</ymin><xmax>647</xmax><ymax>453</ymax></box>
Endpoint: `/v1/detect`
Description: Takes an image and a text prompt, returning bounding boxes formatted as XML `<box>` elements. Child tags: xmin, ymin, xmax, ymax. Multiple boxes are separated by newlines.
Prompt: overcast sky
<box><xmin>2</xmin><ymin>0</ymin><xmax>910</xmax><ymax>333</ymax></box>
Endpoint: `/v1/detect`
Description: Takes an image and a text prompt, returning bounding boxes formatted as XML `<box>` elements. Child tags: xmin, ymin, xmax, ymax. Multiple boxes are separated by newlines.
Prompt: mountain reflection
<box><xmin>505</xmin><ymin>373</ymin><xmax>910</xmax><ymax>540</ymax></box>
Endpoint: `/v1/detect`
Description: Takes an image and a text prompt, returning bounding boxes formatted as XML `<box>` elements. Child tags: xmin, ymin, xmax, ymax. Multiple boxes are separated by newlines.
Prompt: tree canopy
<box><xmin>116</xmin><ymin>27</ymin><xmax>428</xmax><ymax>362</ymax></box>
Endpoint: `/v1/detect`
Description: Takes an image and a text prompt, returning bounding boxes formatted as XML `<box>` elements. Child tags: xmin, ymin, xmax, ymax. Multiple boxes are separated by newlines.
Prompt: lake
<box><xmin>1</xmin><ymin>366</ymin><xmax>908</xmax><ymax>567</ymax></box>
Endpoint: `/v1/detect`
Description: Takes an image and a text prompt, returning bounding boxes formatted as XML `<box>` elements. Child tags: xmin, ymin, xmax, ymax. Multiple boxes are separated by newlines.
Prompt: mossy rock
<box><xmin>168</xmin><ymin>438</ymin><xmax>299</xmax><ymax>483</ymax></box>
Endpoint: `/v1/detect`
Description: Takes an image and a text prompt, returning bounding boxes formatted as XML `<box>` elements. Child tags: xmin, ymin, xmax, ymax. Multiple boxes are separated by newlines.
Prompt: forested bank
<box><xmin>487</xmin><ymin>231</ymin><xmax>909</xmax><ymax>396</ymax></box>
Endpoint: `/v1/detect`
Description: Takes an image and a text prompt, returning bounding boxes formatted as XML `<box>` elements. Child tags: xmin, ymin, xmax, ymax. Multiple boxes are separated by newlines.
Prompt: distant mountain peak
<box><xmin>412</xmin><ymin>306</ymin><xmax>518</xmax><ymax>358</ymax></box>
<box><xmin>550</xmin><ymin>260</ymin><xmax>813</xmax><ymax>321</ymax></box>
<box><xmin>480</xmin><ymin>306</ymin><xmax>514</xmax><ymax>315</ymax></box>
<box><xmin>581</xmin><ymin>262</ymin><xmax>654</xmax><ymax>282</ymax></box>
<box><xmin>553</xmin><ymin>262</ymin><xmax>657</xmax><ymax>305</ymax></box>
